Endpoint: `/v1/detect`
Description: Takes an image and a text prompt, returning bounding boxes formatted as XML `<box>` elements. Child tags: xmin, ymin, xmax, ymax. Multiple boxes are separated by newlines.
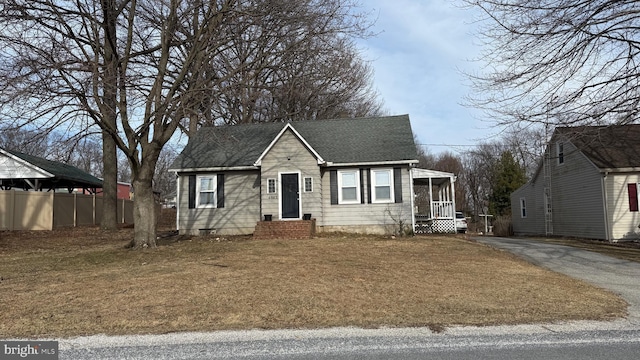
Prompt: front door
<box><xmin>281</xmin><ymin>173</ymin><xmax>300</xmax><ymax>219</ymax></box>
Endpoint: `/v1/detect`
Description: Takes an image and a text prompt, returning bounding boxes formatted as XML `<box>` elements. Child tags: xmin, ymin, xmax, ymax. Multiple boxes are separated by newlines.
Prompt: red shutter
<box><xmin>628</xmin><ymin>183</ymin><xmax>638</xmax><ymax>212</ymax></box>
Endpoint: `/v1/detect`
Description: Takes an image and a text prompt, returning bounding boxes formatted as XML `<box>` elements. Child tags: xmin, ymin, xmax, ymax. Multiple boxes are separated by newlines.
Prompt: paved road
<box><xmin>473</xmin><ymin>236</ymin><xmax>640</xmax><ymax>325</ymax></box>
<box><xmin>59</xmin><ymin>327</ymin><xmax>640</xmax><ymax>359</ymax></box>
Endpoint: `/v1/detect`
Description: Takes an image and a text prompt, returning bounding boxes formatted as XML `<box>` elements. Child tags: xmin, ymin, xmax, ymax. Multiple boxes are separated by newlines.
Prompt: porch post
<box><xmin>410</xmin><ymin>168</ymin><xmax>416</xmax><ymax>233</ymax></box>
<box><xmin>428</xmin><ymin>177</ymin><xmax>434</xmax><ymax>218</ymax></box>
<box><xmin>451</xmin><ymin>175</ymin><xmax>457</xmax><ymax>217</ymax></box>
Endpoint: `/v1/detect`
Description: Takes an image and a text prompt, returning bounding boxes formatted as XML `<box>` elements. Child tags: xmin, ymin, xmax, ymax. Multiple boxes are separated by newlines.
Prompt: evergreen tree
<box><xmin>488</xmin><ymin>151</ymin><xmax>527</xmax><ymax>216</ymax></box>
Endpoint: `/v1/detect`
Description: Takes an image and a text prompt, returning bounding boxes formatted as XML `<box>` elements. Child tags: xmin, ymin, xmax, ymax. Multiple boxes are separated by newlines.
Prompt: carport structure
<box><xmin>411</xmin><ymin>168</ymin><xmax>457</xmax><ymax>233</ymax></box>
<box><xmin>0</xmin><ymin>148</ymin><xmax>102</xmax><ymax>192</ymax></box>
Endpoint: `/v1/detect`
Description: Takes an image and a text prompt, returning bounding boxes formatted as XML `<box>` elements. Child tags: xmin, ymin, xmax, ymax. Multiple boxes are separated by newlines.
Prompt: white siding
<box><xmin>177</xmin><ymin>171</ymin><xmax>260</xmax><ymax>235</ymax></box>
<box><xmin>0</xmin><ymin>153</ymin><xmax>50</xmax><ymax>179</ymax></box>
<box><xmin>260</xmin><ymin>129</ymin><xmax>323</xmax><ymax>221</ymax></box>
<box><xmin>320</xmin><ymin>167</ymin><xmax>413</xmax><ymax>235</ymax></box>
<box><xmin>606</xmin><ymin>173</ymin><xmax>640</xmax><ymax>240</ymax></box>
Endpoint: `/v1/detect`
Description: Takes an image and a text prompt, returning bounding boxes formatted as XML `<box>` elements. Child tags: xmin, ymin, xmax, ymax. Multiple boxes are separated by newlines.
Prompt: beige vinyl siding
<box><xmin>177</xmin><ymin>170</ymin><xmax>260</xmax><ymax>235</ymax></box>
<box><xmin>549</xmin><ymin>139</ymin><xmax>607</xmax><ymax>239</ymax></box>
<box><xmin>606</xmin><ymin>173</ymin><xmax>640</xmax><ymax>240</ymax></box>
<box><xmin>260</xmin><ymin>129</ymin><xmax>322</xmax><ymax>221</ymax></box>
<box><xmin>320</xmin><ymin>166</ymin><xmax>413</xmax><ymax>234</ymax></box>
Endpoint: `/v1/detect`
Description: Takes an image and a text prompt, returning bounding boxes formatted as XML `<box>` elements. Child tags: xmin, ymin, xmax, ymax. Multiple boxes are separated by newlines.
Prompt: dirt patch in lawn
<box><xmin>0</xmin><ymin>229</ymin><xmax>627</xmax><ymax>338</ymax></box>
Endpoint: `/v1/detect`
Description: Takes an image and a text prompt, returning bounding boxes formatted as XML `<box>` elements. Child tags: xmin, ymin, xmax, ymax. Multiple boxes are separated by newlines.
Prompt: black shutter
<box><xmin>366</xmin><ymin>168</ymin><xmax>371</xmax><ymax>204</ymax></box>
<box><xmin>188</xmin><ymin>175</ymin><xmax>196</xmax><ymax>209</ymax></box>
<box><xmin>217</xmin><ymin>174</ymin><xmax>225</xmax><ymax>208</ymax></box>
<box><xmin>359</xmin><ymin>168</ymin><xmax>365</xmax><ymax>204</ymax></box>
<box><xmin>394</xmin><ymin>167</ymin><xmax>403</xmax><ymax>203</ymax></box>
<box><xmin>330</xmin><ymin>170</ymin><xmax>338</xmax><ymax>205</ymax></box>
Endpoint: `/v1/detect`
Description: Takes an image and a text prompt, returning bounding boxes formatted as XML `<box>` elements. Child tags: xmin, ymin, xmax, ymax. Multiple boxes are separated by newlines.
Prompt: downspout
<box><xmin>601</xmin><ymin>171</ymin><xmax>611</xmax><ymax>241</ymax></box>
<box><xmin>410</xmin><ymin>168</ymin><xmax>416</xmax><ymax>234</ymax></box>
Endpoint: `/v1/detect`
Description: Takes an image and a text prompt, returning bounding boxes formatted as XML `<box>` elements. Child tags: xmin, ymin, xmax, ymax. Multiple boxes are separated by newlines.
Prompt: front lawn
<box><xmin>0</xmin><ymin>228</ymin><xmax>626</xmax><ymax>337</ymax></box>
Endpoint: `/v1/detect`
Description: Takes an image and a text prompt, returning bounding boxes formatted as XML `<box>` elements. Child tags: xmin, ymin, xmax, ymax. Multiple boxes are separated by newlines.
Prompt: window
<box><xmin>267</xmin><ymin>178</ymin><xmax>276</xmax><ymax>194</ymax></box>
<box><xmin>557</xmin><ymin>142</ymin><xmax>564</xmax><ymax>164</ymax></box>
<box><xmin>629</xmin><ymin>183</ymin><xmax>638</xmax><ymax>212</ymax></box>
<box><xmin>338</xmin><ymin>169</ymin><xmax>360</xmax><ymax>204</ymax></box>
<box><xmin>197</xmin><ymin>175</ymin><xmax>216</xmax><ymax>208</ymax></box>
<box><xmin>304</xmin><ymin>177</ymin><xmax>313</xmax><ymax>192</ymax></box>
<box><xmin>371</xmin><ymin>168</ymin><xmax>394</xmax><ymax>203</ymax></box>
<box><xmin>520</xmin><ymin>198</ymin><xmax>527</xmax><ymax>218</ymax></box>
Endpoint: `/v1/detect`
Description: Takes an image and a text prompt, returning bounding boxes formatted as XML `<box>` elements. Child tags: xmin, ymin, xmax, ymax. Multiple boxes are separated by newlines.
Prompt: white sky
<box><xmin>359</xmin><ymin>0</ymin><xmax>497</xmax><ymax>155</ymax></box>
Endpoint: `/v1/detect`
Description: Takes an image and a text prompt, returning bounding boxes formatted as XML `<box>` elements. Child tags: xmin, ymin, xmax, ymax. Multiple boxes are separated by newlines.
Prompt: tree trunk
<box><xmin>100</xmin><ymin>0</ymin><xmax>119</xmax><ymax>230</ymax></box>
<box><xmin>130</xmin><ymin>162</ymin><xmax>158</xmax><ymax>249</ymax></box>
<box><xmin>101</xmin><ymin>134</ymin><xmax>119</xmax><ymax>230</ymax></box>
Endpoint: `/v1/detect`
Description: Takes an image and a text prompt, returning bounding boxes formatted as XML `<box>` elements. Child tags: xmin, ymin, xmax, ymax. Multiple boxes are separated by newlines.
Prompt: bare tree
<box><xmin>0</xmin><ymin>0</ymin><xmax>377</xmax><ymax>248</ymax></box>
<box><xmin>462</xmin><ymin>142</ymin><xmax>502</xmax><ymax>220</ymax></box>
<box><xmin>0</xmin><ymin>0</ymin><xmax>242</xmax><ymax>247</ymax></box>
<box><xmin>0</xmin><ymin>125</ymin><xmax>49</xmax><ymax>156</ymax></box>
<box><xmin>185</xmin><ymin>0</ymin><xmax>382</xmax><ymax>130</ymax></box>
<box><xmin>463</xmin><ymin>0</ymin><xmax>640</xmax><ymax>129</ymax></box>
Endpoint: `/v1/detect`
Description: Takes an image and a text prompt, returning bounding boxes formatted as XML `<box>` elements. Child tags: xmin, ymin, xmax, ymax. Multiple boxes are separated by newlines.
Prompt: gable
<box><xmin>0</xmin><ymin>151</ymin><xmax>51</xmax><ymax>179</ymax></box>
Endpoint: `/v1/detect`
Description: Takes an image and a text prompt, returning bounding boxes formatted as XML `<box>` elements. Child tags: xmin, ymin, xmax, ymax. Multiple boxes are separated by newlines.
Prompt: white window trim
<box><xmin>337</xmin><ymin>169</ymin><xmax>360</xmax><ymax>204</ymax></box>
<box><xmin>520</xmin><ymin>197</ymin><xmax>527</xmax><ymax>218</ymax></box>
<box><xmin>304</xmin><ymin>177</ymin><xmax>313</xmax><ymax>192</ymax></box>
<box><xmin>267</xmin><ymin>178</ymin><xmax>277</xmax><ymax>194</ymax></box>
<box><xmin>196</xmin><ymin>174</ymin><xmax>217</xmax><ymax>208</ymax></box>
<box><xmin>371</xmin><ymin>168</ymin><xmax>394</xmax><ymax>203</ymax></box>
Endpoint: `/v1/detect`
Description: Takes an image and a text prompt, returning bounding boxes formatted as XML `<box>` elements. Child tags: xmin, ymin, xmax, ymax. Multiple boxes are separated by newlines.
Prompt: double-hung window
<box><xmin>557</xmin><ymin>142</ymin><xmax>564</xmax><ymax>164</ymax></box>
<box><xmin>520</xmin><ymin>198</ymin><xmax>527</xmax><ymax>218</ymax></box>
<box><xmin>197</xmin><ymin>175</ymin><xmax>217</xmax><ymax>208</ymax></box>
<box><xmin>338</xmin><ymin>169</ymin><xmax>360</xmax><ymax>204</ymax></box>
<box><xmin>371</xmin><ymin>168</ymin><xmax>394</xmax><ymax>203</ymax></box>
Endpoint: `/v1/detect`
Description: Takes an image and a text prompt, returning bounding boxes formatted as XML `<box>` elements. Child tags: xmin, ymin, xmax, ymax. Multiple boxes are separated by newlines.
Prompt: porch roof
<box><xmin>411</xmin><ymin>168</ymin><xmax>456</xmax><ymax>186</ymax></box>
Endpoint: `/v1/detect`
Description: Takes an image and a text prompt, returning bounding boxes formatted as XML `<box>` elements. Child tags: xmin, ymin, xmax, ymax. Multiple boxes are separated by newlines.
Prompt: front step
<box><xmin>253</xmin><ymin>219</ymin><xmax>316</xmax><ymax>240</ymax></box>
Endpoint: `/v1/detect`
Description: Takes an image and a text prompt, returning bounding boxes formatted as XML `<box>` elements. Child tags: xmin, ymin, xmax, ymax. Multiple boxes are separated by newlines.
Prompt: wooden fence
<box><xmin>0</xmin><ymin>190</ymin><xmax>133</xmax><ymax>230</ymax></box>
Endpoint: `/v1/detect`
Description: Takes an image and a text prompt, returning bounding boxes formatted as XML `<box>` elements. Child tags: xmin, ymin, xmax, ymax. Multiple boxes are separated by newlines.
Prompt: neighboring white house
<box><xmin>169</xmin><ymin>115</ymin><xmax>459</xmax><ymax>236</ymax></box>
<box><xmin>511</xmin><ymin>124</ymin><xmax>640</xmax><ymax>242</ymax></box>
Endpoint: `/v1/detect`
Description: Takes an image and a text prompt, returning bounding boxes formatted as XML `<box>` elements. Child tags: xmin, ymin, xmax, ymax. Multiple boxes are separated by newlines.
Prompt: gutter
<box><xmin>324</xmin><ymin>160</ymin><xmax>419</xmax><ymax>167</ymax></box>
<box><xmin>169</xmin><ymin>166</ymin><xmax>259</xmax><ymax>173</ymax></box>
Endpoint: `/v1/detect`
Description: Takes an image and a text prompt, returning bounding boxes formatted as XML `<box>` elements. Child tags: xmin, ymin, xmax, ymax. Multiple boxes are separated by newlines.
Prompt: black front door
<box><xmin>281</xmin><ymin>173</ymin><xmax>299</xmax><ymax>219</ymax></box>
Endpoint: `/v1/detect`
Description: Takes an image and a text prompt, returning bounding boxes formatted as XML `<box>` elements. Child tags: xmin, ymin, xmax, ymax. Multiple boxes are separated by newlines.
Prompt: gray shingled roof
<box><xmin>557</xmin><ymin>124</ymin><xmax>640</xmax><ymax>169</ymax></box>
<box><xmin>2</xmin><ymin>149</ymin><xmax>103</xmax><ymax>188</ymax></box>
<box><xmin>170</xmin><ymin>115</ymin><xmax>418</xmax><ymax>170</ymax></box>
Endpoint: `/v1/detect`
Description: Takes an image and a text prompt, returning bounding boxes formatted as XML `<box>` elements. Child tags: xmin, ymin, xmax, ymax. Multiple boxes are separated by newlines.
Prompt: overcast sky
<box><xmin>359</xmin><ymin>0</ymin><xmax>494</xmax><ymax>155</ymax></box>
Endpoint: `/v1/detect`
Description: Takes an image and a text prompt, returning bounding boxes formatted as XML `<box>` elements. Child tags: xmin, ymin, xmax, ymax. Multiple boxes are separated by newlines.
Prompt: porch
<box><xmin>411</xmin><ymin>168</ymin><xmax>457</xmax><ymax>234</ymax></box>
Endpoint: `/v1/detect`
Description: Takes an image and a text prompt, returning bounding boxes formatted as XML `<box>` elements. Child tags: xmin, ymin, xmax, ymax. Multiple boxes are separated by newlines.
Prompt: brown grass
<box><xmin>0</xmin><ymin>228</ymin><xmax>627</xmax><ymax>338</ymax></box>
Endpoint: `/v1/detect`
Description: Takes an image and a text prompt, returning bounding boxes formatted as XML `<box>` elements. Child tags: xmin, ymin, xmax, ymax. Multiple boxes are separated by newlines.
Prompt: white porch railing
<box><xmin>431</xmin><ymin>201</ymin><xmax>454</xmax><ymax>219</ymax></box>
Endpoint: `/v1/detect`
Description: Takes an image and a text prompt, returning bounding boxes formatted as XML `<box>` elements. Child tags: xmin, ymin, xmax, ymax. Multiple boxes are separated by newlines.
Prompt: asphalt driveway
<box><xmin>473</xmin><ymin>236</ymin><xmax>640</xmax><ymax>326</ymax></box>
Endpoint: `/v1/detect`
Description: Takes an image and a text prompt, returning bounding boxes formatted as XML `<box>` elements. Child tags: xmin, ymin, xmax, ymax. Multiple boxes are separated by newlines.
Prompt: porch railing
<box><xmin>430</xmin><ymin>201</ymin><xmax>454</xmax><ymax>219</ymax></box>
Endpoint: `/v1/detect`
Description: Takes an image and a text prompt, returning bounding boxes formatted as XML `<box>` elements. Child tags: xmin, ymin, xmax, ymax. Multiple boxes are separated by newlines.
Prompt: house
<box><xmin>511</xmin><ymin>124</ymin><xmax>640</xmax><ymax>241</ymax></box>
<box><xmin>169</xmin><ymin>115</ymin><xmax>460</xmax><ymax>236</ymax></box>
